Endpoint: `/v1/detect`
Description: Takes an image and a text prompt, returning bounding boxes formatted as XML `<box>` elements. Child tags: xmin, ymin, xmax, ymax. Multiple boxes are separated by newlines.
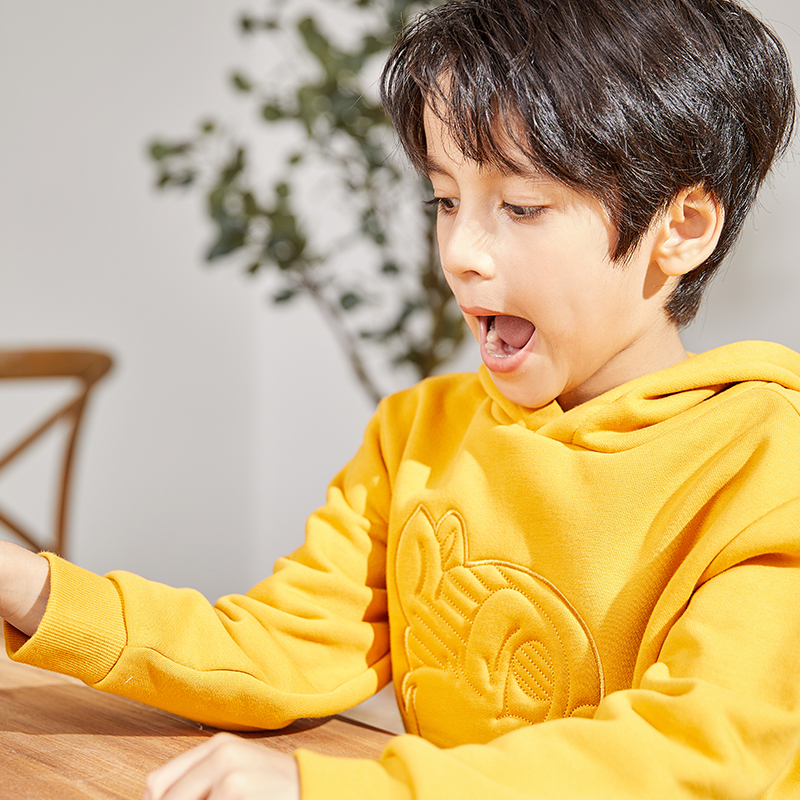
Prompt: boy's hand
<box><xmin>144</xmin><ymin>732</ymin><xmax>301</xmax><ymax>800</ymax></box>
<box><xmin>0</xmin><ymin>541</ymin><xmax>50</xmax><ymax>636</ymax></box>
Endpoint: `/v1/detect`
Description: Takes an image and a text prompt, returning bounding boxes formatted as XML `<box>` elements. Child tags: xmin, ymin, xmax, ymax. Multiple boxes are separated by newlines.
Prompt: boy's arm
<box><xmin>0</xmin><ymin>541</ymin><xmax>50</xmax><ymax>637</ymax></box>
<box><xmin>3</xmin><ymin>410</ymin><xmax>394</xmax><ymax>731</ymax></box>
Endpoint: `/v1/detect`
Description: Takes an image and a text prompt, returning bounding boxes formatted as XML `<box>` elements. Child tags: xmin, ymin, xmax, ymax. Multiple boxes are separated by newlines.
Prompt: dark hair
<box><xmin>380</xmin><ymin>0</ymin><xmax>796</xmax><ymax>325</ymax></box>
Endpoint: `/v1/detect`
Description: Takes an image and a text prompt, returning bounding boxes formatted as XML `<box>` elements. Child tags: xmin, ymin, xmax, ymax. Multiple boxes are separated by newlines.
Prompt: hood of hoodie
<box><xmin>478</xmin><ymin>341</ymin><xmax>800</xmax><ymax>452</ymax></box>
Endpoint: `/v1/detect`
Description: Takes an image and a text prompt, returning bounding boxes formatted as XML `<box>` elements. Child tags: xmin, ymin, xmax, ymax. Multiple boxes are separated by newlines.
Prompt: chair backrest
<box><xmin>0</xmin><ymin>349</ymin><xmax>113</xmax><ymax>556</ymax></box>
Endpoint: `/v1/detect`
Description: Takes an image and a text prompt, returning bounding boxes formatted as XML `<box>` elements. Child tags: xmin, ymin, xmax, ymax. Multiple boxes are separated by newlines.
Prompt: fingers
<box><xmin>144</xmin><ymin>732</ymin><xmax>301</xmax><ymax>800</ymax></box>
<box><xmin>144</xmin><ymin>732</ymin><xmax>231</xmax><ymax>799</ymax></box>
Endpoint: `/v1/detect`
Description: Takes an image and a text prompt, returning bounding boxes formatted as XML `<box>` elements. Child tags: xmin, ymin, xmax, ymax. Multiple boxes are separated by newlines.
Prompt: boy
<box><xmin>2</xmin><ymin>0</ymin><xmax>800</xmax><ymax>797</ymax></box>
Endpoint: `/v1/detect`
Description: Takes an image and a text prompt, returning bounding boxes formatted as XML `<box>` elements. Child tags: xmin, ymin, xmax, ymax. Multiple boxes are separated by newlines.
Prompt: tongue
<box><xmin>493</xmin><ymin>315</ymin><xmax>535</xmax><ymax>348</ymax></box>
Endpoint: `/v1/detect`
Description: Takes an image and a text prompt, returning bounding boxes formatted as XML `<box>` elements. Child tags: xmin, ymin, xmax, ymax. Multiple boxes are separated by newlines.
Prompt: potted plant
<box><xmin>149</xmin><ymin>0</ymin><xmax>462</xmax><ymax>404</ymax></box>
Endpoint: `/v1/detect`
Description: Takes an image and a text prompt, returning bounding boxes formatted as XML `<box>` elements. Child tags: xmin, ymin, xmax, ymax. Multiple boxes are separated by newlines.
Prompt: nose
<box><xmin>438</xmin><ymin>209</ymin><xmax>496</xmax><ymax>281</ymax></box>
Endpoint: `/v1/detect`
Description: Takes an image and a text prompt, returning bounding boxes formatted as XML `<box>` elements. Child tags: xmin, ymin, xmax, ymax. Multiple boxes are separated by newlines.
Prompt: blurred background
<box><xmin>0</xmin><ymin>0</ymin><xmax>798</xmax><ymax>601</ymax></box>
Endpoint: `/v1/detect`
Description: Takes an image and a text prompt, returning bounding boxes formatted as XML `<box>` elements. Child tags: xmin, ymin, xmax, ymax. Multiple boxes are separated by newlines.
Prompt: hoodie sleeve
<box><xmin>4</xmin><ymin>411</ymin><xmax>394</xmax><ymax>730</ymax></box>
<box><xmin>295</xmin><ymin>540</ymin><xmax>800</xmax><ymax>799</ymax></box>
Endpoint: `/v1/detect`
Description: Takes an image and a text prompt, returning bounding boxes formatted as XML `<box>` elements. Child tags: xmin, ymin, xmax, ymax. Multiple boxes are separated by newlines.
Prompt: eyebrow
<box><xmin>422</xmin><ymin>155</ymin><xmax>550</xmax><ymax>183</ymax></box>
<box><xmin>421</xmin><ymin>156</ymin><xmax>447</xmax><ymax>176</ymax></box>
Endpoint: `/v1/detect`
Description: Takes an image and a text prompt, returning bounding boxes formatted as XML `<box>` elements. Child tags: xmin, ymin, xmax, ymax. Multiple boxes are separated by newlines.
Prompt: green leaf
<box><xmin>207</xmin><ymin>227</ymin><xmax>247</xmax><ymax>260</ymax></box>
<box><xmin>149</xmin><ymin>140</ymin><xmax>190</xmax><ymax>161</ymax></box>
<box><xmin>242</xmin><ymin>191</ymin><xmax>260</xmax><ymax>216</ymax></box>
<box><xmin>240</xmin><ymin>14</ymin><xmax>279</xmax><ymax>34</ymax></box>
<box><xmin>219</xmin><ymin>148</ymin><xmax>246</xmax><ymax>184</ymax></box>
<box><xmin>262</xmin><ymin>104</ymin><xmax>284</xmax><ymax>122</ymax></box>
<box><xmin>155</xmin><ymin>169</ymin><xmax>196</xmax><ymax>189</ymax></box>
<box><xmin>268</xmin><ymin>238</ymin><xmax>297</xmax><ymax>264</ymax></box>
<box><xmin>273</xmin><ymin>288</ymin><xmax>296</xmax><ymax>303</ymax></box>
<box><xmin>340</xmin><ymin>292</ymin><xmax>362</xmax><ymax>310</ymax></box>
<box><xmin>231</xmin><ymin>72</ymin><xmax>253</xmax><ymax>92</ymax></box>
<box><xmin>297</xmin><ymin>17</ymin><xmax>335</xmax><ymax>73</ymax></box>
<box><xmin>172</xmin><ymin>173</ymin><xmax>195</xmax><ymax>187</ymax></box>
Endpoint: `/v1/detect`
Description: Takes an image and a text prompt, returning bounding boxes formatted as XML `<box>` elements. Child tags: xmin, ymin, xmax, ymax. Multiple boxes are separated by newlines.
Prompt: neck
<box><xmin>557</xmin><ymin>326</ymin><xmax>688</xmax><ymax>412</ymax></box>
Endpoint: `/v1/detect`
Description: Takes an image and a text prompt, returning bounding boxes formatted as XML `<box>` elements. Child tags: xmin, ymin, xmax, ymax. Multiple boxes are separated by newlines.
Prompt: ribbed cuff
<box><xmin>5</xmin><ymin>553</ymin><xmax>127</xmax><ymax>685</ymax></box>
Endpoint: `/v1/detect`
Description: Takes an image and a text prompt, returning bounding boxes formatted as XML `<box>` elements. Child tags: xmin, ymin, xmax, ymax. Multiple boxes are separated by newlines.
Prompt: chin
<box><xmin>490</xmin><ymin>373</ymin><xmax>558</xmax><ymax>410</ymax></box>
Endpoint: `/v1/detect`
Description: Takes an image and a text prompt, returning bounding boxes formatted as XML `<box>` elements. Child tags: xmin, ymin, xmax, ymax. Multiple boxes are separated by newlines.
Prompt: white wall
<box><xmin>0</xmin><ymin>0</ymin><xmax>798</xmax><ymax>601</ymax></box>
<box><xmin>0</xmin><ymin>1</ymin><xmax>375</xmax><ymax>600</ymax></box>
<box><xmin>683</xmin><ymin>0</ymin><xmax>800</xmax><ymax>353</ymax></box>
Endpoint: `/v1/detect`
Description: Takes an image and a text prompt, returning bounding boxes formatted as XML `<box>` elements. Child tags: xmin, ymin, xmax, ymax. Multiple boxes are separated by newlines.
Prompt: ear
<box><xmin>652</xmin><ymin>187</ymin><xmax>724</xmax><ymax>277</ymax></box>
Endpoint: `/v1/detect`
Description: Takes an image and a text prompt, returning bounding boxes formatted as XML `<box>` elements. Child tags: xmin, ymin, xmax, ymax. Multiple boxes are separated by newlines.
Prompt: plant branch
<box><xmin>297</xmin><ymin>275</ymin><xmax>385</xmax><ymax>405</ymax></box>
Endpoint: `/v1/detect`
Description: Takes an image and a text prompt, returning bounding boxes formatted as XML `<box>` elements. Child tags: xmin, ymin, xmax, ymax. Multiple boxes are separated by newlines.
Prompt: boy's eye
<box><xmin>503</xmin><ymin>202</ymin><xmax>546</xmax><ymax>220</ymax></box>
<box><xmin>424</xmin><ymin>198</ymin><xmax>544</xmax><ymax>219</ymax></box>
<box><xmin>425</xmin><ymin>197</ymin><xmax>459</xmax><ymax>214</ymax></box>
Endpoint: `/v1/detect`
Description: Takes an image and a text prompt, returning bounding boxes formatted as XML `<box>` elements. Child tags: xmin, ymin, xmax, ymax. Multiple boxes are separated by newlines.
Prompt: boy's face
<box><xmin>424</xmin><ymin>107</ymin><xmax>688</xmax><ymax>410</ymax></box>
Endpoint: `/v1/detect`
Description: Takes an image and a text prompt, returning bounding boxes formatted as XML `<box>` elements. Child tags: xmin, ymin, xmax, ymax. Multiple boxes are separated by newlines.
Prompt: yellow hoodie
<box><xmin>7</xmin><ymin>340</ymin><xmax>800</xmax><ymax>799</ymax></box>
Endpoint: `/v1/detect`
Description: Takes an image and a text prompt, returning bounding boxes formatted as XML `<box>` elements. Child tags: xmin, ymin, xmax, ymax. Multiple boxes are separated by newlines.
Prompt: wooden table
<box><xmin>0</xmin><ymin>650</ymin><xmax>393</xmax><ymax>799</ymax></box>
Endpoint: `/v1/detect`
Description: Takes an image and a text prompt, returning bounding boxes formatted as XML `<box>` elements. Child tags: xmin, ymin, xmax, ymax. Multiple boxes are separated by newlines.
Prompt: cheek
<box><xmin>441</xmin><ymin>263</ymin><xmax>457</xmax><ymax>298</ymax></box>
<box><xmin>464</xmin><ymin>315</ymin><xmax>481</xmax><ymax>343</ymax></box>
<box><xmin>436</xmin><ymin>217</ymin><xmax>453</xmax><ymax>256</ymax></box>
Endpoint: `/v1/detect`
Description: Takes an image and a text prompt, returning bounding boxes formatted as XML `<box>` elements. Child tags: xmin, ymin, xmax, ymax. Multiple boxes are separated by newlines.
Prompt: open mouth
<box><xmin>483</xmin><ymin>314</ymin><xmax>536</xmax><ymax>358</ymax></box>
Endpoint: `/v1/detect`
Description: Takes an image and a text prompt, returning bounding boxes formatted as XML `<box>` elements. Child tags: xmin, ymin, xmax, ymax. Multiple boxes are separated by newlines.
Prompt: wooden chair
<box><xmin>0</xmin><ymin>349</ymin><xmax>113</xmax><ymax>556</ymax></box>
